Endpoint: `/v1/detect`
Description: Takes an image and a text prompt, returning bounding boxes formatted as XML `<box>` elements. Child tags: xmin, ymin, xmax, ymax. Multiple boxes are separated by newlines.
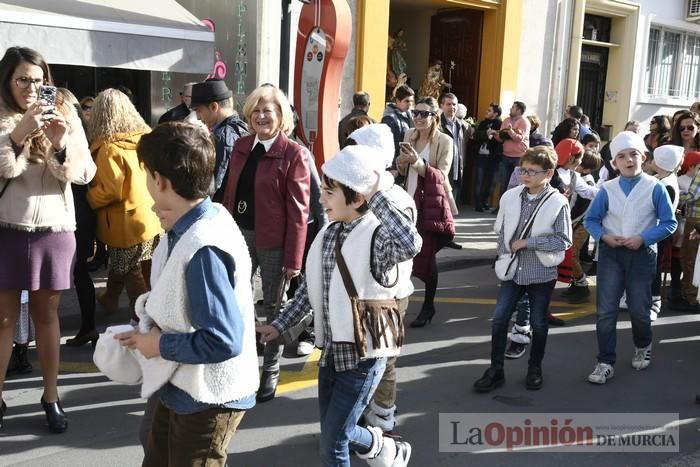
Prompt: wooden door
<box><xmin>429</xmin><ymin>9</ymin><xmax>483</xmax><ymax>117</ymax></box>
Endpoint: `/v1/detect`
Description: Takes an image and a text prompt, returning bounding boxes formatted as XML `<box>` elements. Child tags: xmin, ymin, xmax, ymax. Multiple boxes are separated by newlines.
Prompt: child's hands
<box><xmin>601</xmin><ymin>234</ymin><xmax>625</xmax><ymax>248</ymax></box>
<box><xmin>621</xmin><ymin>235</ymin><xmax>645</xmax><ymax>250</ymax></box>
<box><xmin>510</xmin><ymin>239</ymin><xmax>528</xmax><ymax>253</ymax></box>
<box><xmin>256</xmin><ymin>324</ymin><xmax>280</xmax><ymax>343</ymax></box>
<box><xmin>116</xmin><ymin>326</ymin><xmax>162</xmax><ymax>359</ymax></box>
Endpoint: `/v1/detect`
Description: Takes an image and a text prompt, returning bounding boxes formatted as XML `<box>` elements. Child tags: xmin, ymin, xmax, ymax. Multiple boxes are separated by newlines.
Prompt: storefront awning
<box><xmin>0</xmin><ymin>0</ymin><xmax>215</xmax><ymax>73</ymax></box>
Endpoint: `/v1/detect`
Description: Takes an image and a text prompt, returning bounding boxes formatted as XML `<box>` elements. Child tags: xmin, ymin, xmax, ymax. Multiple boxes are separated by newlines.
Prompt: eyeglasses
<box><xmin>81</xmin><ymin>105</ymin><xmax>92</xmax><ymax>111</ymax></box>
<box><xmin>680</xmin><ymin>125</ymin><xmax>696</xmax><ymax>132</ymax></box>
<box><xmin>14</xmin><ymin>76</ymin><xmax>43</xmax><ymax>90</ymax></box>
<box><xmin>411</xmin><ymin>109</ymin><xmax>435</xmax><ymax>119</ymax></box>
<box><xmin>518</xmin><ymin>167</ymin><xmax>548</xmax><ymax>177</ymax></box>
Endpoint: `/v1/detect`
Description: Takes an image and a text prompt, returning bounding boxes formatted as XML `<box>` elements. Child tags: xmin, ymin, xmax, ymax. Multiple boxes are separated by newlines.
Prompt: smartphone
<box><xmin>39</xmin><ymin>85</ymin><xmax>57</xmax><ymax>107</ymax></box>
<box><xmin>399</xmin><ymin>142</ymin><xmax>412</xmax><ymax>151</ymax></box>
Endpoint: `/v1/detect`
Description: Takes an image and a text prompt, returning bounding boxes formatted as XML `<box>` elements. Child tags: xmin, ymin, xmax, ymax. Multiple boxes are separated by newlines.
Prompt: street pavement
<box><xmin>2</xmin><ymin>208</ymin><xmax>700</xmax><ymax>466</ymax></box>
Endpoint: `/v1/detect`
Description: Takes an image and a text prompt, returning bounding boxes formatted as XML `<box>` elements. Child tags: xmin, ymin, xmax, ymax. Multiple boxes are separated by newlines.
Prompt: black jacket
<box><xmin>158</xmin><ymin>102</ymin><xmax>191</xmax><ymax>124</ymax></box>
<box><xmin>212</xmin><ymin>114</ymin><xmax>249</xmax><ymax>202</ymax></box>
<box><xmin>474</xmin><ymin>117</ymin><xmax>503</xmax><ymax>159</ymax></box>
<box><xmin>338</xmin><ymin>108</ymin><xmax>369</xmax><ymax>148</ymax></box>
<box><xmin>380</xmin><ymin>103</ymin><xmax>413</xmax><ymax>167</ymax></box>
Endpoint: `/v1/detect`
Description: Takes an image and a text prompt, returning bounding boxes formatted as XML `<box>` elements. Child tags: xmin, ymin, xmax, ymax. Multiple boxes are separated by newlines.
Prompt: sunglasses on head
<box><xmin>411</xmin><ymin>109</ymin><xmax>435</xmax><ymax>118</ymax></box>
<box><xmin>680</xmin><ymin>125</ymin><xmax>696</xmax><ymax>132</ymax></box>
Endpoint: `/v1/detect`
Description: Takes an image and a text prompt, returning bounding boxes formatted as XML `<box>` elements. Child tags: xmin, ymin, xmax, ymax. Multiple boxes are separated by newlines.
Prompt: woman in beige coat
<box><xmin>397</xmin><ymin>96</ymin><xmax>455</xmax><ymax>328</ymax></box>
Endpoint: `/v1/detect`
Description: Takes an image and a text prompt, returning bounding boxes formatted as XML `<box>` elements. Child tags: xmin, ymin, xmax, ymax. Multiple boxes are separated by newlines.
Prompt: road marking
<box><xmin>277</xmin><ymin>348</ymin><xmax>321</xmax><ymax>395</ymax></box>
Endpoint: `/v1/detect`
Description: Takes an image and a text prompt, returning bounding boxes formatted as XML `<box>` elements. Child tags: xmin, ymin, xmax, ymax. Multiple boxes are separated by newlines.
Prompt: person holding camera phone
<box><xmin>0</xmin><ymin>46</ymin><xmax>95</xmax><ymax>433</ymax></box>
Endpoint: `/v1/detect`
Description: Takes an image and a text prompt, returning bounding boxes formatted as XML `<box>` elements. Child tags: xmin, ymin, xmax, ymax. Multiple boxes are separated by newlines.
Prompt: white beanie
<box><xmin>348</xmin><ymin>124</ymin><xmax>395</xmax><ymax>169</ymax></box>
<box><xmin>322</xmin><ymin>145</ymin><xmax>393</xmax><ymax>196</ymax></box>
<box><xmin>653</xmin><ymin>145</ymin><xmax>684</xmax><ymax>172</ymax></box>
<box><xmin>610</xmin><ymin>131</ymin><xmax>647</xmax><ymax>158</ymax></box>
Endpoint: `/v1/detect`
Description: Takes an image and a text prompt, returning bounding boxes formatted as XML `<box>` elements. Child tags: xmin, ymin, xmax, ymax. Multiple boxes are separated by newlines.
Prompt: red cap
<box><xmin>554</xmin><ymin>138</ymin><xmax>585</xmax><ymax>167</ymax></box>
<box><xmin>682</xmin><ymin>151</ymin><xmax>700</xmax><ymax>173</ymax></box>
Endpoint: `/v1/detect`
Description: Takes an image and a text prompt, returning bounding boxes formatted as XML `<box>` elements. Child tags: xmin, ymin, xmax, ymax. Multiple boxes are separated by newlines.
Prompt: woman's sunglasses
<box><xmin>679</xmin><ymin>125</ymin><xmax>696</xmax><ymax>132</ymax></box>
<box><xmin>411</xmin><ymin>109</ymin><xmax>435</xmax><ymax>119</ymax></box>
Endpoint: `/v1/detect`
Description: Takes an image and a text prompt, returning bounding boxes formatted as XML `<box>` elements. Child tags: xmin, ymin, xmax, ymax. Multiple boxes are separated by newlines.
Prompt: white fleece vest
<box><xmin>495</xmin><ymin>187</ymin><xmax>569</xmax><ymax>267</ymax></box>
<box><xmin>386</xmin><ymin>185</ymin><xmax>417</xmax><ymax>299</ymax></box>
<box><xmin>661</xmin><ymin>173</ymin><xmax>679</xmax><ymax>212</ymax></box>
<box><xmin>601</xmin><ymin>174</ymin><xmax>658</xmax><ymax>239</ymax></box>
<box><xmin>142</xmin><ymin>203</ymin><xmax>259</xmax><ymax>404</ymax></box>
<box><xmin>306</xmin><ymin>214</ymin><xmax>401</xmax><ymax>359</ymax></box>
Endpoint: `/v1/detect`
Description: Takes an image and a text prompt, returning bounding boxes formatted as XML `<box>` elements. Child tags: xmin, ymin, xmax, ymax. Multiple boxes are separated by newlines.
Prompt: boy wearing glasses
<box><xmin>474</xmin><ymin>146</ymin><xmax>571</xmax><ymax>392</ymax></box>
<box><xmin>584</xmin><ymin>131</ymin><xmax>676</xmax><ymax>385</ymax></box>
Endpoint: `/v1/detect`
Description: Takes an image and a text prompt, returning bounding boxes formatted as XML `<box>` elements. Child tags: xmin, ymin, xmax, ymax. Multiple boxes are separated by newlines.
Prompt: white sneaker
<box><xmin>587</xmin><ymin>363</ymin><xmax>614</xmax><ymax>384</ymax></box>
<box><xmin>619</xmin><ymin>293</ymin><xmax>628</xmax><ymax>310</ymax></box>
<box><xmin>296</xmin><ymin>340</ymin><xmax>314</xmax><ymax>356</ymax></box>
<box><xmin>632</xmin><ymin>344</ymin><xmax>652</xmax><ymax>370</ymax></box>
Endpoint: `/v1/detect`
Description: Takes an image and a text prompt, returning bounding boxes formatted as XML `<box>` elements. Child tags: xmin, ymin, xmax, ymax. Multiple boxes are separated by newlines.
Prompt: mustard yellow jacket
<box><xmin>87</xmin><ymin>132</ymin><xmax>161</xmax><ymax>248</ymax></box>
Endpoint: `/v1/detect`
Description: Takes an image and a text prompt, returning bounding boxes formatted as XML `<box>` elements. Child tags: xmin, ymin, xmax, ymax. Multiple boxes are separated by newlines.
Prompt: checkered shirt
<box><xmin>272</xmin><ymin>191</ymin><xmax>421</xmax><ymax>371</ymax></box>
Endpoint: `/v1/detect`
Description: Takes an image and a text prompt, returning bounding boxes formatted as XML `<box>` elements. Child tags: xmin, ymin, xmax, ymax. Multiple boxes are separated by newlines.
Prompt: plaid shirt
<box><xmin>272</xmin><ymin>191</ymin><xmax>421</xmax><ymax>371</ymax></box>
<box><xmin>680</xmin><ymin>171</ymin><xmax>700</xmax><ymax>218</ymax></box>
<box><xmin>497</xmin><ymin>186</ymin><xmax>572</xmax><ymax>285</ymax></box>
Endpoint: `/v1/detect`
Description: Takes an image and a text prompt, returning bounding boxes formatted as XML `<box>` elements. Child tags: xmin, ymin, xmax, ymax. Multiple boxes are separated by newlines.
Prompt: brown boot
<box><xmin>97</xmin><ymin>269</ymin><xmax>125</xmax><ymax>313</ymax></box>
<box><xmin>124</xmin><ymin>265</ymin><xmax>148</xmax><ymax>321</ymax></box>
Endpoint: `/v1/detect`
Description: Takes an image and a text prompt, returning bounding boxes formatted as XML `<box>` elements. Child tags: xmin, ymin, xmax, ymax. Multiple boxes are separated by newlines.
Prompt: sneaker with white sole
<box><xmin>504</xmin><ymin>341</ymin><xmax>527</xmax><ymax>359</ymax></box>
<box><xmin>296</xmin><ymin>340</ymin><xmax>314</xmax><ymax>356</ymax></box>
<box><xmin>631</xmin><ymin>344</ymin><xmax>652</xmax><ymax>370</ymax></box>
<box><xmin>587</xmin><ymin>363</ymin><xmax>614</xmax><ymax>384</ymax></box>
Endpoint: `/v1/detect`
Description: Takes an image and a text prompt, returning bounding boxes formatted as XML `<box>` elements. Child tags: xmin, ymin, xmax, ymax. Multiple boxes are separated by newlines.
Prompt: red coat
<box><xmin>222</xmin><ymin>132</ymin><xmax>311</xmax><ymax>270</ymax></box>
<box><xmin>412</xmin><ymin>164</ymin><xmax>455</xmax><ymax>282</ymax></box>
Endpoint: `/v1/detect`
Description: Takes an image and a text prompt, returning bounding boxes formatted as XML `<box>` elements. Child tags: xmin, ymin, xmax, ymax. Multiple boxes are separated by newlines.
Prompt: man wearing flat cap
<box><xmin>191</xmin><ymin>78</ymin><xmax>249</xmax><ymax>202</ymax></box>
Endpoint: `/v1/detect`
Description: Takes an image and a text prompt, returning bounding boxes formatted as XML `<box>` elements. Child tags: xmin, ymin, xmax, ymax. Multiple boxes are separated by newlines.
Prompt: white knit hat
<box><xmin>653</xmin><ymin>145</ymin><xmax>684</xmax><ymax>172</ymax></box>
<box><xmin>322</xmin><ymin>145</ymin><xmax>393</xmax><ymax>196</ymax></box>
<box><xmin>348</xmin><ymin>124</ymin><xmax>395</xmax><ymax>169</ymax></box>
<box><xmin>610</xmin><ymin>131</ymin><xmax>647</xmax><ymax>158</ymax></box>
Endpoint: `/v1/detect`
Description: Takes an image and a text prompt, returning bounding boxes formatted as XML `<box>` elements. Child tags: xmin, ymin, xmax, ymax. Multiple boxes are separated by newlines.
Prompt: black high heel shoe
<box><xmin>65</xmin><ymin>329</ymin><xmax>99</xmax><ymax>347</ymax></box>
<box><xmin>1</xmin><ymin>399</ymin><xmax>6</xmax><ymax>429</ymax></box>
<box><xmin>41</xmin><ymin>396</ymin><xmax>68</xmax><ymax>433</ymax></box>
<box><xmin>410</xmin><ymin>306</ymin><xmax>436</xmax><ymax>328</ymax></box>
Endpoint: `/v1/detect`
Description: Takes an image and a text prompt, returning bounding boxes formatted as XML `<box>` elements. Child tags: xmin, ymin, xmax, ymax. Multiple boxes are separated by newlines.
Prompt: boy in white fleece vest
<box><xmin>116</xmin><ymin>122</ymin><xmax>258</xmax><ymax>466</ymax></box>
<box><xmin>474</xmin><ymin>146</ymin><xmax>572</xmax><ymax>393</ymax></box>
<box><xmin>583</xmin><ymin>131</ymin><xmax>677</xmax><ymax>385</ymax></box>
<box><xmin>257</xmin><ymin>145</ymin><xmax>421</xmax><ymax>467</ymax></box>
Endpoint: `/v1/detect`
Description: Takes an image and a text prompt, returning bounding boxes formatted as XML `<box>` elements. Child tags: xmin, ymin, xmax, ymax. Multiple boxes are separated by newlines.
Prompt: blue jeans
<box><xmin>596</xmin><ymin>243</ymin><xmax>655</xmax><ymax>365</ymax></box>
<box><xmin>490</xmin><ymin>280</ymin><xmax>555</xmax><ymax>369</ymax></box>
<box><xmin>474</xmin><ymin>156</ymin><xmax>499</xmax><ymax>208</ymax></box>
<box><xmin>318</xmin><ymin>355</ymin><xmax>387</xmax><ymax>466</ymax></box>
<box><xmin>498</xmin><ymin>156</ymin><xmax>520</xmax><ymax>200</ymax></box>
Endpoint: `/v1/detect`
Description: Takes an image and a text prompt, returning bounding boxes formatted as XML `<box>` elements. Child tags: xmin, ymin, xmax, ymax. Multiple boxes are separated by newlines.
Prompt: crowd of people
<box><xmin>3</xmin><ymin>43</ymin><xmax>700</xmax><ymax>466</ymax></box>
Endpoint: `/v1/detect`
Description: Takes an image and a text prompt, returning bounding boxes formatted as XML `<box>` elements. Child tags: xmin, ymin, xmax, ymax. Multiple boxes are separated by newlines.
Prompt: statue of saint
<box><xmin>389</xmin><ymin>29</ymin><xmax>407</xmax><ymax>78</ymax></box>
<box><xmin>418</xmin><ymin>60</ymin><xmax>451</xmax><ymax>100</ymax></box>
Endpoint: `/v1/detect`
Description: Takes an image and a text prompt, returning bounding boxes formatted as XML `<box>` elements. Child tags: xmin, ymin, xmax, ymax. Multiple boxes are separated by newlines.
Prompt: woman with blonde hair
<box><xmin>0</xmin><ymin>46</ymin><xmax>95</xmax><ymax>433</ymax></box>
<box><xmin>398</xmin><ymin>96</ymin><xmax>455</xmax><ymax>328</ymax></box>
<box><xmin>222</xmin><ymin>84</ymin><xmax>310</xmax><ymax>403</ymax></box>
<box><xmin>86</xmin><ymin>89</ymin><xmax>160</xmax><ymax>323</ymax></box>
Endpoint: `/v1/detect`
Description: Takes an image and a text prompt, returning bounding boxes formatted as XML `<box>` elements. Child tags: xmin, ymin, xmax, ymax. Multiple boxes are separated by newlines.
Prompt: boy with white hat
<box><xmin>649</xmin><ymin>145</ymin><xmax>684</xmax><ymax>319</ymax></box>
<box><xmin>257</xmin><ymin>144</ymin><xmax>421</xmax><ymax>466</ymax></box>
<box><xmin>583</xmin><ymin>131</ymin><xmax>677</xmax><ymax>384</ymax></box>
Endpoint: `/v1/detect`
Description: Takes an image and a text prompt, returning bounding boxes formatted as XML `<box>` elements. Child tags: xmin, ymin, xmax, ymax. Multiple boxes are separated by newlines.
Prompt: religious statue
<box><xmin>418</xmin><ymin>59</ymin><xmax>451</xmax><ymax>100</ymax></box>
<box><xmin>388</xmin><ymin>29</ymin><xmax>407</xmax><ymax>78</ymax></box>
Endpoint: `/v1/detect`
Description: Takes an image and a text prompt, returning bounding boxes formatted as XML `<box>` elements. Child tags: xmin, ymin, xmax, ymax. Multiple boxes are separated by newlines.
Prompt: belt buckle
<box><xmin>237</xmin><ymin>200</ymin><xmax>247</xmax><ymax>214</ymax></box>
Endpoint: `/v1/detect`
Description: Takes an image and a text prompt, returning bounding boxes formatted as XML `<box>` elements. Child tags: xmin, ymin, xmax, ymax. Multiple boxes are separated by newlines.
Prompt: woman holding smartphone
<box><xmin>0</xmin><ymin>46</ymin><xmax>95</xmax><ymax>433</ymax></box>
<box><xmin>397</xmin><ymin>96</ymin><xmax>455</xmax><ymax>328</ymax></box>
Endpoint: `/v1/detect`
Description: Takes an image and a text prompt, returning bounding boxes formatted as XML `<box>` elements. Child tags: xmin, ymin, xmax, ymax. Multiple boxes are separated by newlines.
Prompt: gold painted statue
<box><xmin>418</xmin><ymin>60</ymin><xmax>451</xmax><ymax>99</ymax></box>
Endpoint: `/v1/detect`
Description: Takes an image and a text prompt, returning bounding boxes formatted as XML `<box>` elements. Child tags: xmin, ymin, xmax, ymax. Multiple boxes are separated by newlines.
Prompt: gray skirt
<box><xmin>0</xmin><ymin>227</ymin><xmax>76</xmax><ymax>291</ymax></box>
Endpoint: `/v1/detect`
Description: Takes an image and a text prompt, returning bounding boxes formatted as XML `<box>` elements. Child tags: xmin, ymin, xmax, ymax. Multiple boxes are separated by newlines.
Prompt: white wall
<box><xmin>516</xmin><ymin>0</ymin><xmax>570</xmax><ymax>134</ymax></box>
<box><xmin>629</xmin><ymin>0</ymin><xmax>700</xmax><ymax>131</ymax></box>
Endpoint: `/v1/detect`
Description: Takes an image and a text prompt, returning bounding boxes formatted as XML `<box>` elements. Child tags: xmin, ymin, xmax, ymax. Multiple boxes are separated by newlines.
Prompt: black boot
<box><xmin>6</xmin><ymin>343</ymin><xmax>32</xmax><ymax>377</ymax></box>
<box><xmin>526</xmin><ymin>366</ymin><xmax>543</xmax><ymax>390</ymax></box>
<box><xmin>410</xmin><ymin>306</ymin><xmax>436</xmax><ymax>328</ymax></box>
<box><xmin>257</xmin><ymin>370</ymin><xmax>280</xmax><ymax>403</ymax></box>
<box><xmin>473</xmin><ymin>367</ymin><xmax>505</xmax><ymax>393</ymax></box>
<box><xmin>41</xmin><ymin>396</ymin><xmax>68</xmax><ymax>433</ymax></box>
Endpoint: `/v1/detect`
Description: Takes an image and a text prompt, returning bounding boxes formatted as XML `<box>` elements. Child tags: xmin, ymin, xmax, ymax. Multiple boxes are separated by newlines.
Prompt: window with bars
<box><xmin>646</xmin><ymin>25</ymin><xmax>700</xmax><ymax>99</ymax></box>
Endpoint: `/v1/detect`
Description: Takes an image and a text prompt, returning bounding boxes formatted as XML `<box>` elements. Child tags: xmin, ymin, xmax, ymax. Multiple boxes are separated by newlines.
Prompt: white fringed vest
<box><xmin>495</xmin><ymin>187</ymin><xmax>569</xmax><ymax>267</ymax></box>
<box><xmin>601</xmin><ymin>174</ymin><xmax>658</xmax><ymax>240</ymax></box>
<box><xmin>306</xmin><ymin>214</ymin><xmax>401</xmax><ymax>359</ymax></box>
<box><xmin>144</xmin><ymin>203</ymin><xmax>259</xmax><ymax>403</ymax></box>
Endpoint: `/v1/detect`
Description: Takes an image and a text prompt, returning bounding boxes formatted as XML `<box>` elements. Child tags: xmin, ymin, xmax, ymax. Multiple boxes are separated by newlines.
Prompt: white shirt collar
<box><xmin>253</xmin><ymin>133</ymin><xmax>280</xmax><ymax>152</ymax></box>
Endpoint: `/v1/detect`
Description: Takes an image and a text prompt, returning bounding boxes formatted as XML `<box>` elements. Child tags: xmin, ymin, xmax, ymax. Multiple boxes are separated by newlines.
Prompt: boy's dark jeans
<box><xmin>491</xmin><ymin>280</ymin><xmax>556</xmax><ymax>370</ymax></box>
<box><xmin>596</xmin><ymin>242</ymin><xmax>655</xmax><ymax>365</ymax></box>
<box><xmin>142</xmin><ymin>400</ymin><xmax>245</xmax><ymax>467</ymax></box>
